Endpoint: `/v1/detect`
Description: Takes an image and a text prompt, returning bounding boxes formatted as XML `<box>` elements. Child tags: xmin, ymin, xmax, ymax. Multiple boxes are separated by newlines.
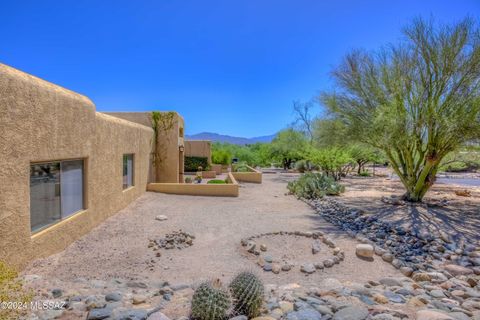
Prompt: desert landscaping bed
<box><xmin>20</xmin><ymin>173</ymin><xmax>480</xmax><ymax>320</ymax></box>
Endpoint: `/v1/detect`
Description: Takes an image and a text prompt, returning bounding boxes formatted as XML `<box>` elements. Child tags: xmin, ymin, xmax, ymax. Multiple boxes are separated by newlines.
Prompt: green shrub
<box><xmin>287</xmin><ymin>173</ymin><xmax>345</xmax><ymax>199</ymax></box>
<box><xmin>185</xmin><ymin>156</ymin><xmax>209</xmax><ymax>172</ymax></box>
<box><xmin>233</xmin><ymin>163</ymin><xmax>250</xmax><ymax>172</ymax></box>
<box><xmin>229</xmin><ymin>271</ymin><xmax>264</xmax><ymax>317</ymax></box>
<box><xmin>212</xmin><ymin>149</ymin><xmax>232</xmax><ymax>165</ymax></box>
<box><xmin>207</xmin><ymin>179</ymin><xmax>226</xmax><ymax>184</ymax></box>
<box><xmin>358</xmin><ymin>171</ymin><xmax>370</xmax><ymax>177</ymax></box>
<box><xmin>295</xmin><ymin>160</ymin><xmax>309</xmax><ymax>173</ymax></box>
<box><xmin>191</xmin><ymin>279</ymin><xmax>232</xmax><ymax>320</ymax></box>
<box><xmin>308</xmin><ymin>147</ymin><xmax>354</xmax><ymax>181</ymax></box>
<box><xmin>185</xmin><ymin>177</ymin><xmax>193</xmax><ymax>183</ymax></box>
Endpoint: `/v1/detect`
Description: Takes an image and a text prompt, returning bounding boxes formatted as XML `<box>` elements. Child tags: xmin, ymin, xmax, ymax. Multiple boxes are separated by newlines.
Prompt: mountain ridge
<box><xmin>185</xmin><ymin>132</ymin><xmax>276</xmax><ymax>145</ymax></box>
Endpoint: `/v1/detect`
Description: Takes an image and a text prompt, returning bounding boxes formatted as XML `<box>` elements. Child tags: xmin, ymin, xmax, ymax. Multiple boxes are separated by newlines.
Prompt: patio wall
<box><xmin>0</xmin><ymin>64</ymin><xmax>153</xmax><ymax>270</ymax></box>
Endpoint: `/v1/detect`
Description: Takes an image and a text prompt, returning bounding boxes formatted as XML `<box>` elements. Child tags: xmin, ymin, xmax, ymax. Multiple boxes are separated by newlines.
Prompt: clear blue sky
<box><xmin>1</xmin><ymin>1</ymin><xmax>478</xmax><ymax>137</ymax></box>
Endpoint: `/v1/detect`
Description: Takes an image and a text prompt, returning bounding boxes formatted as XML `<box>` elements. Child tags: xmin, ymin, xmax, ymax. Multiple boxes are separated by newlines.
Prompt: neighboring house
<box><xmin>0</xmin><ymin>63</ymin><xmax>185</xmax><ymax>270</ymax></box>
<box><xmin>184</xmin><ymin>140</ymin><xmax>212</xmax><ymax>164</ymax></box>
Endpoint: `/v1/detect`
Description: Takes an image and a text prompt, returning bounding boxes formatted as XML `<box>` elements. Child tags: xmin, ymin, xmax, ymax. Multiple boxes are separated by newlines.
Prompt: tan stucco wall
<box><xmin>0</xmin><ymin>64</ymin><xmax>153</xmax><ymax>270</ymax></box>
<box><xmin>106</xmin><ymin>112</ymin><xmax>184</xmax><ymax>183</ymax></box>
<box><xmin>185</xmin><ymin>140</ymin><xmax>212</xmax><ymax>164</ymax></box>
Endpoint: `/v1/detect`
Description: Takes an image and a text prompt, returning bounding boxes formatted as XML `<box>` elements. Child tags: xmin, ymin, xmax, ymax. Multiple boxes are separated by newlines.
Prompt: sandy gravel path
<box><xmin>24</xmin><ymin>173</ymin><xmax>401</xmax><ymax>288</ymax></box>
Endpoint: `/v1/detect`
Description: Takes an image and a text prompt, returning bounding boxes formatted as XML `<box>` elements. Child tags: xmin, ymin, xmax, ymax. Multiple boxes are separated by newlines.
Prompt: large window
<box><xmin>123</xmin><ymin>154</ymin><xmax>134</xmax><ymax>189</ymax></box>
<box><xmin>30</xmin><ymin>160</ymin><xmax>85</xmax><ymax>233</ymax></box>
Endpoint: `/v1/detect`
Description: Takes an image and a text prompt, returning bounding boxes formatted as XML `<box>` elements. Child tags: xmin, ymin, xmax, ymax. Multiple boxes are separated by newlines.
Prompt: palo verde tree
<box><xmin>321</xmin><ymin>18</ymin><xmax>480</xmax><ymax>202</ymax></box>
<box><xmin>270</xmin><ymin>128</ymin><xmax>308</xmax><ymax>169</ymax></box>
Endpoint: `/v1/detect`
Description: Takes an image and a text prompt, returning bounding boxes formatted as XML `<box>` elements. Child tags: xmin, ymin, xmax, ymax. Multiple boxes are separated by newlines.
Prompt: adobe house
<box><xmin>0</xmin><ymin>63</ymin><xmax>184</xmax><ymax>270</ymax></box>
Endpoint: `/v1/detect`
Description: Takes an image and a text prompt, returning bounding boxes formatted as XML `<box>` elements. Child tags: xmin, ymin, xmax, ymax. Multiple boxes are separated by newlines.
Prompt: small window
<box><xmin>123</xmin><ymin>154</ymin><xmax>134</xmax><ymax>189</ymax></box>
<box><xmin>30</xmin><ymin>159</ymin><xmax>85</xmax><ymax>233</ymax></box>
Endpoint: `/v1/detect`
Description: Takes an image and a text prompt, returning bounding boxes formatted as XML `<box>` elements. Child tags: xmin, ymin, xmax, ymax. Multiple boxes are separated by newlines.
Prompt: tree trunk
<box><xmin>400</xmin><ymin>161</ymin><xmax>439</xmax><ymax>202</ymax></box>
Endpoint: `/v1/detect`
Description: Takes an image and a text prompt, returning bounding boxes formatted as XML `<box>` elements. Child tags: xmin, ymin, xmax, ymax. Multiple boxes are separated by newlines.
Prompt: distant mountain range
<box><xmin>185</xmin><ymin>132</ymin><xmax>276</xmax><ymax>145</ymax></box>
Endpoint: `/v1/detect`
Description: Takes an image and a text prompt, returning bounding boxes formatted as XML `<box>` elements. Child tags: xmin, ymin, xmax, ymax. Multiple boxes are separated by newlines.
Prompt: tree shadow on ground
<box><xmin>340</xmin><ymin>195</ymin><xmax>480</xmax><ymax>243</ymax></box>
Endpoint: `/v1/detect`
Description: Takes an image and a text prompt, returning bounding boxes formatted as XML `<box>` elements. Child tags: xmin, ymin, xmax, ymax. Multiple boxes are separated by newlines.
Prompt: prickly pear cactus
<box><xmin>191</xmin><ymin>279</ymin><xmax>232</xmax><ymax>320</ymax></box>
<box><xmin>229</xmin><ymin>271</ymin><xmax>264</xmax><ymax>317</ymax></box>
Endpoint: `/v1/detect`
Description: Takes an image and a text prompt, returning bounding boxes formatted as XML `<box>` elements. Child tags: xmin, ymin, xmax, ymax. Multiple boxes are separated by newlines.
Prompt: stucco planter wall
<box><xmin>231</xmin><ymin>165</ymin><xmax>263</xmax><ymax>184</ymax></box>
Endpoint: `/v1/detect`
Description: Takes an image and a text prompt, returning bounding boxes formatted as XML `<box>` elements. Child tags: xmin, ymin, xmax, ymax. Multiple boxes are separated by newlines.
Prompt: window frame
<box><xmin>29</xmin><ymin>158</ymin><xmax>86</xmax><ymax>234</ymax></box>
<box><xmin>122</xmin><ymin>154</ymin><xmax>135</xmax><ymax>190</ymax></box>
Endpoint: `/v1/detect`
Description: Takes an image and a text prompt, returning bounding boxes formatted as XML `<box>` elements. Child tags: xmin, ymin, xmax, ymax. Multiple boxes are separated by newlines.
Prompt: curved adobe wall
<box><xmin>0</xmin><ymin>64</ymin><xmax>153</xmax><ymax>270</ymax></box>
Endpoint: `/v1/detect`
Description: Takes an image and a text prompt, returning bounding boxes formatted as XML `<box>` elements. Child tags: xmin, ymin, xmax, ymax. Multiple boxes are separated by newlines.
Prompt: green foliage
<box><xmin>191</xmin><ymin>280</ymin><xmax>232</xmax><ymax>320</ymax></box>
<box><xmin>212</xmin><ymin>149</ymin><xmax>232</xmax><ymax>165</ymax></box>
<box><xmin>270</xmin><ymin>129</ymin><xmax>308</xmax><ymax>169</ymax></box>
<box><xmin>185</xmin><ymin>177</ymin><xmax>193</xmax><ymax>183</ymax></box>
<box><xmin>185</xmin><ymin>156</ymin><xmax>209</xmax><ymax>172</ymax></box>
<box><xmin>229</xmin><ymin>271</ymin><xmax>264</xmax><ymax>318</ymax></box>
<box><xmin>307</xmin><ymin>147</ymin><xmax>354</xmax><ymax>181</ymax></box>
<box><xmin>207</xmin><ymin>179</ymin><xmax>226</xmax><ymax>184</ymax></box>
<box><xmin>321</xmin><ymin>18</ymin><xmax>480</xmax><ymax>201</ymax></box>
<box><xmin>440</xmin><ymin>149</ymin><xmax>480</xmax><ymax>172</ymax></box>
<box><xmin>233</xmin><ymin>162</ymin><xmax>250</xmax><ymax>172</ymax></box>
<box><xmin>211</xmin><ymin>142</ymin><xmax>272</xmax><ymax>167</ymax></box>
<box><xmin>0</xmin><ymin>261</ymin><xmax>32</xmax><ymax>319</ymax></box>
<box><xmin>287</xmin><ymin>173</ymin><xmax>345</xmax><ymax>199</ymax></box>
<box><xmin>194</xmin><ymin>175</ymin><xmax>203</xmax><ymax>183</ymax></box>
<box><xmin>295</xmin><ymin>160</ymin><xmax>310</xmax><ymax>173</ymax></box>
<box><xmin>358</xmin><ymin>171</ymin><xmax>371</xmax><ymax>177</ymax></box>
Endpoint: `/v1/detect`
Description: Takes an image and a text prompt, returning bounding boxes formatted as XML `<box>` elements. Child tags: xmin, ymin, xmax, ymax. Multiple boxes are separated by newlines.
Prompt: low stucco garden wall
<box><xmin>147</xmin><ymin>173</ymin><xmax>239</xmax><ymax>197</ymax></box>
<box><xmin>0</xmin><ymin>63</ymin><xmax>153</xmax><ymax>270</ymax></box>
<box><xmin>232</xmin><ymin>165</ymin><xmax>263</xmax><ymax>183</ymax></box>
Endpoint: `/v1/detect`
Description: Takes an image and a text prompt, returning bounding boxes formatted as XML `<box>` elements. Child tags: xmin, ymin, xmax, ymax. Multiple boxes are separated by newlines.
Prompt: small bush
<box><xmin>295</xmin><ymin>160</ymin><xmax>309</xmax><ymax>173</ymax></box>
<box><xmin>185</xmin><ymin>157</ymin><xmax>209</xmax><ymax>172</ymax></box>
<box><xmin>185</xmin><ymin>177</ymin><xmax>193</xmax><ymax>183</ymax></box>
<box><xmin>194</xmin><ymin>175</ymin><xmax>203</xmax><ymax>183</ymax></box>
<box><xmin>207</xmin><ymin>179</ymin><xmax>226</xmax><ymax>184</ymax></box>
<box><xmin>358</xmin><ymin>171</ymin><xmax>370</xmax><ymax>177</ymax></box>
<box><xmin>233</xmin><ymin>163</ymin><xmax>250</xmax><ymax>172</ymax></box>
<box><xmin>287</xmin><ymin>173</ymin><xmax>345</xmax><ymax>199</ymax></box>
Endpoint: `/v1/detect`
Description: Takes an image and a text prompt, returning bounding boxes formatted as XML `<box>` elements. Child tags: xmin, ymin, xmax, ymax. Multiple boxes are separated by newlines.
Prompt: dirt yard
<box><xmin>23</xmin><ymin>173</ymin><xmax>402</xmax><ymax>288</ymax></box>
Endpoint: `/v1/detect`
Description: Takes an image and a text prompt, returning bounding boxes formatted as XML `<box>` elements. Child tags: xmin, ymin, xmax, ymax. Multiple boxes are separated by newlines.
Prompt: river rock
<box><xmin>356</xmin><ymin>244</ymin><xmax>374</xmax><ymax>259</ymax></box>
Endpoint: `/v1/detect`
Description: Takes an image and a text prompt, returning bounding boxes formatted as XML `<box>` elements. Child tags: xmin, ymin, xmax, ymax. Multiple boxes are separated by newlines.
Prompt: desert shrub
<box><xmin>185</xmin><ymin>156</ymin><xmax>209</xmax><ymax>172</ymax></box>
<box><xmin>287</xmin><ymin>173</ymin><xmax>345</xmax><ymax>199</ymax></box>
<box><xmin>185</xmin><ymin>177</ymin><xmax>193</xmax><ymax>183</ymax></box>
<box><xmin>233</xmin><ymin>163</ymin><xmax>250</xmax><ymax>172</ymax></box>
<box><xmin>212</xmin><ymin>149</ymin><xmax>232</xmax><ymax>165</ymax></box>
<box><xmin>0</xmin><ymin>261</ymin><xmax>32</xmax><ymax>319</ymax></box>
<box><xmin>295</xmin><ymin>160</ymin><xmax>310</xmax><ymax>173</ymax></box>
<box><xmin>207</xmin><ymin>179</ymin><xmax>226</xmax><ymax>184</ymax></box>
<box><xmin>229</xmin><ymin>271</ymin><xmax>264</xmax><ymax>317</ymax></box>
<box><xmin>191</xmin><ymin>279</ymin><xmax>232</xmax><ymax>320</ymax></box>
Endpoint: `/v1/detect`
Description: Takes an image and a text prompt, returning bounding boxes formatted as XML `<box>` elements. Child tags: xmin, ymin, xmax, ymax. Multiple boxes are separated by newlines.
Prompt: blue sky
<box><xmin>1</xmin><ymin>1</ymin><xmax>478</xmax><ymax>137</ymax></box>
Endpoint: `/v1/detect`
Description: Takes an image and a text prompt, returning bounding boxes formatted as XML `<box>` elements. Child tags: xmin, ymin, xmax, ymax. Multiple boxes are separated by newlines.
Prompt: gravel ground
<box><xmin>23</xmin><ymin>173</ymin><xmax>401</xmax><ymax>289</ymax></box>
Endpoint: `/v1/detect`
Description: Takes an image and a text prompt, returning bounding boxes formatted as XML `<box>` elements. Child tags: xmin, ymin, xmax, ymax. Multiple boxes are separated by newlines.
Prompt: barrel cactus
<box><xmin>229</xmin><ymin>271</ymin><xmax>264</xmax><ymax>317</ymax></box>
<box><xmin>191</xmin><ymin>279</ymin><xmax>232</xmax><ymax>320</ymax></box>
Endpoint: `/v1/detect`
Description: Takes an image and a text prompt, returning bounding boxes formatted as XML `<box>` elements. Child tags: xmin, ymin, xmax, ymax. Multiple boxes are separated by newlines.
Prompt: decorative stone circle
<box><xmin>240</xmin><ymin>231</ymin><xmax>345</xmax><ymax>274</ymax></box>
